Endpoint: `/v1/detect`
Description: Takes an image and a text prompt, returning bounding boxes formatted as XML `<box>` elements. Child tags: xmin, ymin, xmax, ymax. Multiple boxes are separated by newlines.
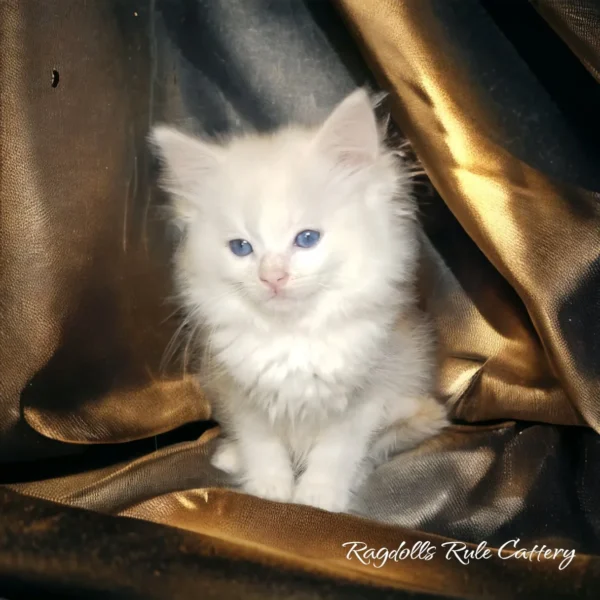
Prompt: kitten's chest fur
<box><xmin>209</xmin><ymin>318</ymin><xmax>387</xmax><ymax>422</ymax></box>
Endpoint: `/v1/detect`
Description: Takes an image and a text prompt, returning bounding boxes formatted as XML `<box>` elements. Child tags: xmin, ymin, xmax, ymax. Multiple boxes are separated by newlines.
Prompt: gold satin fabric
<box><xmin>336</xmin><ymin>0</ymin><xmax>600</xmax><ymax>431</ymax></box>
<box><xmin>0</xmin><ymin>0</ymin><xmax>206</xmax><ymax>454</ymax></box>
<box><xmin>9</xmin><ymin>422</ymin><xmax>600</xmax><ymax>598</ymax></box>
<box><xmin>534</xmin><ymin>0</ymin><xmax>600</xmax><ymax>82</ymax></box>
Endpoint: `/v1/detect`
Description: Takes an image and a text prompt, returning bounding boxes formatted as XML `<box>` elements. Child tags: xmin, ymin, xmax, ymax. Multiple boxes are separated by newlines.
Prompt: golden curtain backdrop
<box><xmin>336</xmin><ymin>0</ymin><xmax>600</xmax><ymax>430</ymax></box>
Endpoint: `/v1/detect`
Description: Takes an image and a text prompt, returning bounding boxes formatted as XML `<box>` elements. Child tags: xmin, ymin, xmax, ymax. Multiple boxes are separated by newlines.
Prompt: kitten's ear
<box><xmin>149</xmin><ymin>125</ymin><xmax>221</xmax><ymax>225</ymax></box>
<box><xmin>313</xmin><ymin>88</ymin><xmax>380</xmax><ymax>172</ymax></box>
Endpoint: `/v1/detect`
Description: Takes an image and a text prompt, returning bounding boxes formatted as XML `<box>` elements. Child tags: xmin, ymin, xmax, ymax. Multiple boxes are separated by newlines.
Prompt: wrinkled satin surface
<box><xmin>533</xmin><ymin>0</ymin><xmax>600</xmax><ymax>82</ymax></box>
<box><xmin>336</xmin><ymin>0</ymin><xmax>600</xmax><ymax>431</ymax></box>
<box><xmin>1</xmin><ymin>0</ymin><xmax>600</xmax><ymax>598</ymax></box>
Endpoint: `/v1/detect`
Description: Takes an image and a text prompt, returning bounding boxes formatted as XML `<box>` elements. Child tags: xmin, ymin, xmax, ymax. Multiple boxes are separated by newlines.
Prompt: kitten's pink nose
<box><xmin>259</xmin><ymin>270</ymin><xmax>289</xmax><ymax>293</ymax></box>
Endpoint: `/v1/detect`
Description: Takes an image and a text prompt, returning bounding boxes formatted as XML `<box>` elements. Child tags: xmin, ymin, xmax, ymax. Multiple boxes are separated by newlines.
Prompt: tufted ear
<box><xmin>149</xmin><ymin>126</ymin><xmax>222</xmax><ymax>225</ymax></box>
<box><xmin>313</xmin><ymin>88</ymin><xmax>380</xmax><ymax>173</ymax></box>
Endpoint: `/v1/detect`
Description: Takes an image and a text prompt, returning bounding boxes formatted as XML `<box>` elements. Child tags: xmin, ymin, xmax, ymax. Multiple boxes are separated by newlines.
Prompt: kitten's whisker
<box><xmin>160</xmin><ymin>304</ymin><xmax>186</xmax><ymax>326</ymax></box>
<box><xmin>160</xmin><ymin>316</ymin><xmax>191</xmax><ymax>375</ymax></box>
<box><xmin>161</xmin><ymin>303</ymin><xmax>206</xmax><ymax>377</ymax></box>
<box><xmin>181</xmin><ymin>319</ymin><xmax>202</xmax><ymax>377</ymax></box>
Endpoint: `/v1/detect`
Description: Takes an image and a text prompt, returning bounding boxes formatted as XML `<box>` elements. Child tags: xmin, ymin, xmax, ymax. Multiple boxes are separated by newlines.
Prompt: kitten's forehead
<box><xmin>215</xmin><ymin>131</ymin><xmax>324</xmax><ymax>234</ymax></box>
<box><xmin>224</xmin><ymin>131</ymin><xmax>311</xmax><ymax>193</ymax></box>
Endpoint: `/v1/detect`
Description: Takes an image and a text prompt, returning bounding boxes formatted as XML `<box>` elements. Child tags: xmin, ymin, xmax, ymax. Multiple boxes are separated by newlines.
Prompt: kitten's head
<box><xmin>150</xmin><ymin>89</ymin><xmax>417</xmax><ymax>324</ymax></box>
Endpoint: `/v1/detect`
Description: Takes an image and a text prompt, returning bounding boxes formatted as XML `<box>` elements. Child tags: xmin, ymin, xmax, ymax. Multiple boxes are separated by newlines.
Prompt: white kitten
<box><xmin>150</xmin><ymin>89</ymin><xmax>448</xmax><ymax>513</ymax></box>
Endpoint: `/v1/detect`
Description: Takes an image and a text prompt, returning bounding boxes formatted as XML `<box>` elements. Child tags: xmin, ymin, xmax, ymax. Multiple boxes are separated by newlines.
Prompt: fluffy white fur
<box><xmin>150</xmin><ymin>89</ymin><xmax>448</xmax><ymax>513</ymax></box>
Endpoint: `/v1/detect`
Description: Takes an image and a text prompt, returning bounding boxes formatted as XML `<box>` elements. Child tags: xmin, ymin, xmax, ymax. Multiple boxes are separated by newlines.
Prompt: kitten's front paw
<box><xmin>211</xmin><ymin>439</ymin><xmax>241</xmax><ymax>475</ymax></box>
<box><xmin>293</xmin><ymin>481</ymin><xmax>350</xmax><ymax>513</ymax></box>
<box><xmin>243</xmin><ymin>470</ymin><xmax>294</xmax><ymax>503</ymax></box>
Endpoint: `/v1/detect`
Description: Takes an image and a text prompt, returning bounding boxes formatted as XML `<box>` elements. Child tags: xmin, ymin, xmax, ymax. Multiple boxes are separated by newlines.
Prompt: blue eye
<box><xmin>228</xmin><ymin>239</ymin><xmax>253</xmax><ymax>256</ymax></box>
<box><xmin>294</xmin><ymin>230</ymin><xmax>321</xmax><ymax>248</ymax></box>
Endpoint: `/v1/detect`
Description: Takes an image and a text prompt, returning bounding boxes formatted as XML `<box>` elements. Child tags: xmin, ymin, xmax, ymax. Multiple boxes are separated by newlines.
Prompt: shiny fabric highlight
<box><xmin>336</xmin><ymin>0</ymin><xmax>600</xmax><ymax>430</ymax></box>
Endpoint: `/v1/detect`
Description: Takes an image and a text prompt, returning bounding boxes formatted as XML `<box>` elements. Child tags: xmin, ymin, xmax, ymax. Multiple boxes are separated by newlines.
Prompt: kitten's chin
<box><xmin>242</xmin><ymin>285</ymin><xmax>319</xmax><ymax>316</ymax></box>
<box><xmin>263</xmin><ymin>293</ymin><xmax>300</xmax><ymax>313</ymax></box>
<box><xmin>254</xmin><ymin>288</ymin><xmax>311</xmax><ymax>315</ymax></box>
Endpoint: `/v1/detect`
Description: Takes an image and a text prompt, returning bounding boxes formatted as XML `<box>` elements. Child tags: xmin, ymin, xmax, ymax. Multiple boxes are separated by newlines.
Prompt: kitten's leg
<box><xmin>370</xmin><ymin>395</ymin><xmax>448</xmax><ymax>465</ymax></box>
<box><xmin>211</xmin><ymin>437</ymin><xmax>241</xmax><ymax>475</ymax></box>
<box><xmin>229</xmin><ymin>410</ymin><xmax>294</xmax><ymax>503</ymax></box>
<box><xmin>293</xmin><ymin>402</ymin><xmax>379</xmax><ymax>513</ymax></box>
<box><xmin>292</xmin><ymin>396</ymin><xmax>448</xmax><ymax>513</ymax></box>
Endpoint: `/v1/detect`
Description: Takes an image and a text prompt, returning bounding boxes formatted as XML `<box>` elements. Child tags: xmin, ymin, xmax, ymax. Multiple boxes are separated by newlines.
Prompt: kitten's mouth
<box><xmin>267</xmin><ymin>290</ymin><xmax>285</xmax><ymax>300</ymax></box>
<box><xmin>264</xmin><ymin>289</ymin><xmax>297</xmax><ymax>308</ymax></box>
<box><xmin>256</xmin><ymin>283</ymin><xmax>311</xmax><ymax>309</ymax></box>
